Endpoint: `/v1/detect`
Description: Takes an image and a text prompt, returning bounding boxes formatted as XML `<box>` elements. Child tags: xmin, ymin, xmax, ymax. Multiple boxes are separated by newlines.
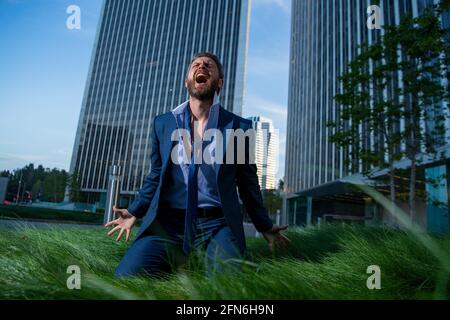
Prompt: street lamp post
<box><xmin>16</xmin><ymin>171</ymin><xmax>23</xmax><ymax>205</ymax></box>
<box><xmin>103</xmin><ymin>165</ymin><xmax>122</xmax><ymax>225</ymax></box>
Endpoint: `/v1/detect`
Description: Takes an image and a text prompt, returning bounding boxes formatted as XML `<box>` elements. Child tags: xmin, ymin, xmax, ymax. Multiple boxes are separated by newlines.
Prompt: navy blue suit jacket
<box><xmin>127</xmin><ymin>106</ymin><xmax>273</xmax><ymax>254</ymax></box>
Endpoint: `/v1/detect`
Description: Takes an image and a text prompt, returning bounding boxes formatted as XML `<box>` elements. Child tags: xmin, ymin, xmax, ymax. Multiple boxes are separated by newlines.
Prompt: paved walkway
<box><xmin>0</xmin><ymin>218</ymin><xmax>100</xmax><ymax>230</ymax></box>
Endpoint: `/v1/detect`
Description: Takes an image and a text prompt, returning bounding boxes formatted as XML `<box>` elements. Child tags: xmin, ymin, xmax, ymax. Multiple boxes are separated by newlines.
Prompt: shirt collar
<box><xmin>174</xmin><ymin>92</ymin><xmax>221</xmax><ymax>131</ymax></box>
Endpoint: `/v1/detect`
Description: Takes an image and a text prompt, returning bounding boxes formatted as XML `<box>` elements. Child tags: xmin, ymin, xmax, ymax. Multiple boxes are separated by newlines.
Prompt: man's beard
<box><xmin>186</xmin><ymin>77</ymin><xmax>220</xmax><ymax>100</ymax></box>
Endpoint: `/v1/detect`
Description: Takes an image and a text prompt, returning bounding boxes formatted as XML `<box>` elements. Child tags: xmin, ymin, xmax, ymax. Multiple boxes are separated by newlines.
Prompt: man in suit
<box><xmin>105</xmin><ymin>52</ymin><xmax>290</xmax><ymax>277</ymax></box>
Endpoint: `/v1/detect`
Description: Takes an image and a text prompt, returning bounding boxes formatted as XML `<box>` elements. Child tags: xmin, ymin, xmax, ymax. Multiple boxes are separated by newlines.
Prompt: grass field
<box><xmin>0</xmin><ymin>223</ymin><xmax>449</xmax><ymax>300</ymax></box>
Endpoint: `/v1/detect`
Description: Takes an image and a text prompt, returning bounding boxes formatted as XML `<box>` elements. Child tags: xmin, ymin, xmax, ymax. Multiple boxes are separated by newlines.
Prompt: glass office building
<box><xmin>284</xmin><ymin>0</ymin><xmax>449</xmax><ymax>233</ymax></box>
<box><xmin>285</xmin><ymin>0</ymin><xmax>446</xmax><ymax>193</ymax></box>
<box><xmin>68</xmin><ymin>0</ymin><xmax>251</xmax><ymax>206</ymax></box>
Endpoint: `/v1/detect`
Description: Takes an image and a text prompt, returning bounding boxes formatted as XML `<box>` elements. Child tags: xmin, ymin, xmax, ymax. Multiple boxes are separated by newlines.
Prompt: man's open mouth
<box><xmin>195</xmin><ymin>73</ymin><xmax>208</xmax><ymax>84</ymax></box>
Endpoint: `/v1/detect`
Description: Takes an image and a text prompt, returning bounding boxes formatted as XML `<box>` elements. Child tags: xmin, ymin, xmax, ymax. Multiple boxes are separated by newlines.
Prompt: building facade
<box><xmin>285</xmin><ymin>0</ymin><xmax>437</xmax><ymax>193</ymax></box>
<box><xmin>247</xmin><ymin>116</ymin><xmax>278</xmax><ymax>190</ymax></box>
<box><xmin>68</xmin><ymin>0</ymin><xmax>251</xmax><ymax>206</ymax></box>
<box><xmin>284</xmin><ymin>0</ymin><xmax>449</xmax><ymax>232</ymax></box>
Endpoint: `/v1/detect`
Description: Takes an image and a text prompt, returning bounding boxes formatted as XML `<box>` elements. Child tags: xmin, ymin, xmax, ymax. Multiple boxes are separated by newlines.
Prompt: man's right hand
<box><xmin>104</xmin><ymin>206</ymin><xmax>137</xmax><ymax>242</ymax></box>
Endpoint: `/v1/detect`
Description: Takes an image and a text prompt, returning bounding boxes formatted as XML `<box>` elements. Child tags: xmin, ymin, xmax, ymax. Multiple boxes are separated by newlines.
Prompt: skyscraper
<box><xmin>285</xmin><ymin>0</ymin><xmax>446</xmax><ymax>193</ymax></box>
<box><xmin>68</xmin><ymin>0</ymin><xmax>251</xmax><ymax>206</ymax></box>
<box><xmin>283</xmin><ymin>0</ymin><xmax>450</xmax><ymax>232</ymax></box>
<box><xmin>247</xmin><ymin>116</ymin><xmax>278</xmax><ymax>191</ymax></box>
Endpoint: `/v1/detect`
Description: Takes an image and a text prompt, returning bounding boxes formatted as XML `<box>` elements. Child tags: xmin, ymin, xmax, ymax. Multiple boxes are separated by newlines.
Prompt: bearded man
<box><xmin>105</xmin><ymin>52</ymin><xmax>290</xmax><ymax>277</ymax></box>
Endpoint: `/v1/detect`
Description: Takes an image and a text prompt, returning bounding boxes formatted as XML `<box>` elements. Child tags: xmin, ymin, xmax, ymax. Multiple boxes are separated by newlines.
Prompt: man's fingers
<box><xmin>112</xmin><ymin>205</ymin><xmax>124</xmax><ymax>216</ymax></box>
<box><xmin>273</xmin><ymin>235</ymin><xmax>290</xmax><ymax>250</ymax></box>
<box><xmin>274</xmin><ymin>237</ymin><xmax>286</xmax><ymax>248</ymax></box>
<box><xmin>107</xmin><ymin>225</ymin><xmax>121</xmax><ymax>236</ymax></box>
<box><xmin>125</xmin><ymin>229</ymin><xmax>131</xmax><ymax>242</ymax></box>
<box><xmin>280</xmin><ymin>234</ymin><xmax>291</xmax><ymax>243</ymax></box>
<box><xmin>104</xmin><ymin>219</ymin><xmax>118</xmax><ymax>228</ymax></box>
<box><xmin>116</xmin><ymin>228</ymin><xmax>125</xmax><ymax>241</ymax></box>
<box><xmin>268</xmin><ymin>240</ymin><xmax>274</xmax><ymax>254</ymax></box>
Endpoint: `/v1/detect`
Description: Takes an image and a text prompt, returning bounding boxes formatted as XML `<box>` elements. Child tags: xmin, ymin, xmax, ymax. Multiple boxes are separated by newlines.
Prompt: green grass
<box><xmin>0</xmin><ymin>204</ymin><xmax>104</xmax><ymax>224</ymax></box>
<box><xmin>0</xmin><ymin>223</ymin><xmax>448</xmax><ymax>300</ymax></box>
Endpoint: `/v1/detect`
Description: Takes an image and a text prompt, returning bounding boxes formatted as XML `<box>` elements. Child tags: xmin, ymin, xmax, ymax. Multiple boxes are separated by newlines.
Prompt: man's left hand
<box><xmin>262</xmin><ymin>225</ymin><xmax>291</xmax><ymax>253</ymax></box>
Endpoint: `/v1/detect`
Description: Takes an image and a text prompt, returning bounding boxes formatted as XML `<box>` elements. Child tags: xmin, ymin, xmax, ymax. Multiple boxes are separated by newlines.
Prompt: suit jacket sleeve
<box><xmin>235</xmin><ymin>121</ymin><xmax>274</xmax><ymax>233</ymax></box>
<box><xmin>127</xmin><ymin>117</ymin><xmax>162</xmax><ymax>219</ymax></box>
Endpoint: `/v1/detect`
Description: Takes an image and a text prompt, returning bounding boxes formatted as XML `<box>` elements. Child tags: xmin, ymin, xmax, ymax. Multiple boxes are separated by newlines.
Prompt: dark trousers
<box><xmin>114</xmin><ymin>208</ymin><xmax>242</xmax><ymax>278</ymax></box>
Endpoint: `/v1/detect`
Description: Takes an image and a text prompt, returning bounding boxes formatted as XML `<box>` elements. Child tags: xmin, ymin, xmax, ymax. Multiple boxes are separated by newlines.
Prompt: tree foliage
<box><xmin>328</xmin><ymin>2</ymin><xmax>450</xmax><ymax>222</ymax></box>
<box><xmin>1</xmin><ymin>163</ymin><xmax>69</xmax><ymax>203</ymax></box>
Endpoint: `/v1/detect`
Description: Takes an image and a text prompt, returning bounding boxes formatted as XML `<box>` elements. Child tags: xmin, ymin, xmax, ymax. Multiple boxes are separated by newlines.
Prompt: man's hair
<box><xmin>187</xmin><ymin>52</ymin><xmax>224</xmax><ymax>79</ymax></box>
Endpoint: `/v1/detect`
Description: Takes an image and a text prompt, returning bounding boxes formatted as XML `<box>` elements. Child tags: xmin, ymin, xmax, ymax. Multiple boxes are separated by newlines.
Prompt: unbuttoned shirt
<box><xmin>161</xmin><ymin>101</ymin><xmax>221</xmax><ymax>209</ymax></box>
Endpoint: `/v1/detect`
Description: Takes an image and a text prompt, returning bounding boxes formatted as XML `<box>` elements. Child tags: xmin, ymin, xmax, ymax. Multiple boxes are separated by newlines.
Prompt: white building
<box><xmin>247</xmin><ymin>116</ymin><xmax>278</xmax><ymax>191</ymax></box>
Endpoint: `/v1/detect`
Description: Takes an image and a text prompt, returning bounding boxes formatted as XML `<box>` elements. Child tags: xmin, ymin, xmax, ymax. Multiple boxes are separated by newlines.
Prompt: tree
<box><xmin>329</xmin><ymin>39</ymin><xmax>404</xmax><ymax>216</ymax></box>
<box><xmin>278</xmin><ymin>179</ymin><xmax>284</xmax><ymax>192</ymax></box>
<box><xmin>262</xmin><ymin>189</ymin><xmax>282</xmax><ymax>216</ymax></box>
<box><xmin>0</xmin><ymin>170</ymin><xmax>11</xmax><ymax>178</ymax></box>
<box><xmin>31</xmin><ymin>180</ymin><xmax>43</xmax><ymax>201</ymax></box>
<box><xmin>391</xmin><ymin>3</ymin><xmax>450</xmax><ymax>222</ymax></box>
<box><xmin>2</xmin><ymin>164</ymin><xmax>70</xmax><ymax>203</ymax></box>
<box><xmin>42</xmin><ymin>168</ymin><xmax>68</xmax><ymax>202</ymax></box>
<box><xmin>329</xmin><ymin>1</ymin><xmax>450</xmax><ymax>224</ymax></box>
<box><xmin>67</xmin><ymin>170</ymin><xmax>82</xmax><ymax>203</ymax></box>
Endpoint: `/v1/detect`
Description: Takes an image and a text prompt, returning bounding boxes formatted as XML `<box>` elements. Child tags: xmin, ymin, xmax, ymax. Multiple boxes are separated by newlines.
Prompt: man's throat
<box><xmin>190</xmin><ymin>119</ymin><xmax>208</xmax><ymax>140</ymax></box>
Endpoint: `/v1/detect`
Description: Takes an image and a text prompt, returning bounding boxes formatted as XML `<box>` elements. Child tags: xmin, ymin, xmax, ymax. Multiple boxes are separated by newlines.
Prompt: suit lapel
<box><xmin>161</xmin><ymin>105</ymin><xmax>234</xmax><ymax>181</ymax></box>
<box><xmin>161</xmin><ymin>116</ymin><xmax>177</xmax><ymax>170</ymax></box>
<box><xmin>215</xmin><ymin>107</ymin><xmax>234</xmax><ymax>179</ymax></box>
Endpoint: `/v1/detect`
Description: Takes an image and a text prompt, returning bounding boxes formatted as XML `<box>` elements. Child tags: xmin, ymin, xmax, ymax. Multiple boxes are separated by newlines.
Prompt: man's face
<box><xmin>185</xmin><ymin>57</ymin><xmax>223</xmax><ymax>100</ymax></box>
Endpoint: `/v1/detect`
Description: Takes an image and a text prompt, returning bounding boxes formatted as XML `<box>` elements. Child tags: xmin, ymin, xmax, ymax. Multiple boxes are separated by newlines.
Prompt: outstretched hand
<box><xmin>262</xmin><ymin>225</ymin><xmax>291</xmax><ymax>253</ymax></box>
<box><xmin>104</xmin><ymin>206</ymin><xmax>137</xmax><ymax>242</ymax></box>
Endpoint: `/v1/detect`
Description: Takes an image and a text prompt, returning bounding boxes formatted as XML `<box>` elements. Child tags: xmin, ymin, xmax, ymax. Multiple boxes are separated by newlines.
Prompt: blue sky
<box><xmin>0</xmin><ymin>0</ymin><xmax>291</xmax><ymax>181</ymax></box>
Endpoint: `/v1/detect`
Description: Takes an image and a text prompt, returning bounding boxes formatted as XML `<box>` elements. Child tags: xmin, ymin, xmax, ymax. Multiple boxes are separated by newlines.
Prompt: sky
<box><xmin>0</xmin><ymin>0</ymin><xmax>291</xmax><ymax>181</ymax></box>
